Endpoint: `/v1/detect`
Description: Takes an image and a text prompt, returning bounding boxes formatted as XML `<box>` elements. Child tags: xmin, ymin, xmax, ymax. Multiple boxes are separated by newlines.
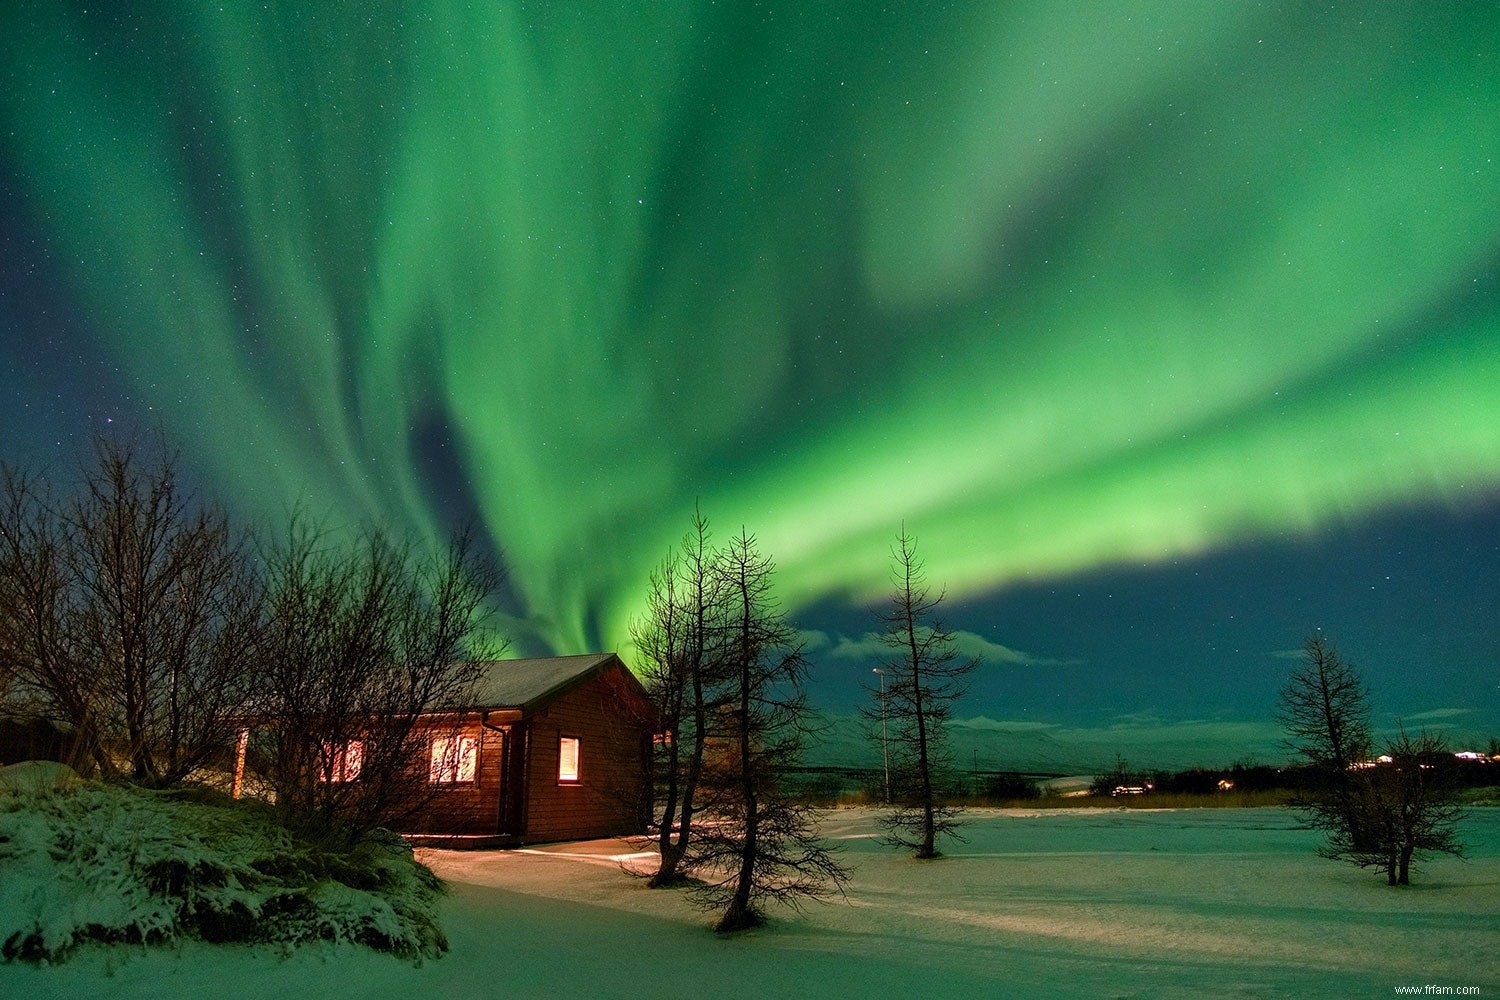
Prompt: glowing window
<box><xmin>321</xmin><ymin>740</ymin><xmax>363</xmax><ymax>783</ymax></box>
<box><xmin>430</xmin><ymin>733</ymin><xmax>479</xmax><ymax>784</ymax></box>
<box><xmin>558</xmin><ymin>736</ymin><xmax>581</xmax><ymax>783</ymax></box>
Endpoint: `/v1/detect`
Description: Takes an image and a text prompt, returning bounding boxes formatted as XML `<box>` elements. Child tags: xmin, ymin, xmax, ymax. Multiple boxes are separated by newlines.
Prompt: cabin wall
<box><xmin>522</xmin><ymin>669</ymin><xmax>651</xmax><ymax>843</ymax></box>
<box><xmin>397</xmin><ymin>721</ymin><xmax>507</xmax><ymax>835</ymax></box>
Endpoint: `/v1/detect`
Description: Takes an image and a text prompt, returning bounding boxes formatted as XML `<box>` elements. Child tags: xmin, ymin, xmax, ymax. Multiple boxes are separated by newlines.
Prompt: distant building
<box><xmin>1111</xmin><ymin>784</ymin><xmax>1152</xmax><ymax>796</ymax></box>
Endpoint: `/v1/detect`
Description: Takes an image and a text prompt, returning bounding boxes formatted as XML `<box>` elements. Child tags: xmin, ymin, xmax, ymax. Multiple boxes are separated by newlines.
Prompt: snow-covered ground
<box><xmin>5</xmin><ymin>806</ymin><xmax>1497</xmax><ymax>999</ymax></box>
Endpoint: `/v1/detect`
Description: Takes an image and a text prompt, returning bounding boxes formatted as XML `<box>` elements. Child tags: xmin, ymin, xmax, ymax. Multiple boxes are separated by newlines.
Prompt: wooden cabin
<box><xmin>399</xmin><ymin>653</ymin><xmax>654</xmax><ymax>846</ymax></box>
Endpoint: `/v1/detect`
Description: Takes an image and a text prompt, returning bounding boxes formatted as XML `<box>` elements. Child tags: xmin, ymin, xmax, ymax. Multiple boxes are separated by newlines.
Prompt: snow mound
<box><xmin>0</xmin><ymin>782</ymin><xmax>446</xmax><ymax>963</ymax></box>
<box><xmin>0</xmin><ymin>761</ymin><xmax>82</xmax><ymax>795</ymax></box>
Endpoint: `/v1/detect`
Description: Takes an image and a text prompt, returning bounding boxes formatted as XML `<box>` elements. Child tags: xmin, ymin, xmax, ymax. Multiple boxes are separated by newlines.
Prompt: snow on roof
<box><xmin>467</xmin><ymin>653</ymin><xmax>625</xmax><ymax>711</ymax></box>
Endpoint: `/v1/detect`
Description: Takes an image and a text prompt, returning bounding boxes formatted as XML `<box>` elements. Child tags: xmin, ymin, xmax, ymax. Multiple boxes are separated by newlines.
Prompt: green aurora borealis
<box><xmin>2</xmin><ymin>2</ymin><xmax>1498</xmax><ymax>672</ymax></box>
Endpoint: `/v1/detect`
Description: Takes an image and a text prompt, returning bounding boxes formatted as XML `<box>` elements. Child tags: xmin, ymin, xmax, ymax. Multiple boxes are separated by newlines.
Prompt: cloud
<box><xmin>1108</xmin><ymin>711</ymin><xmax>1168</xmax><ymax>727</ymax></box>
<box><xmin>797</xmin><ymin>629</ymin><xmax>835</xmax><ymax>654</ymax></box>
<box><xmin>1402</xmin><ymin>707</ymin><xmax>1474</xmax><ymax>721</ymax></box>
<box><xmin>950</xmin><ymin>631</ymin><xmax>1084</xmax><ymax>667</ymax></box>
<box><xmin>793</xmin><ymin>630</ymin><xmax>893</xmax><ymax>662</ymax></box>
<box><xmin>948</xmin><ymin>716</ymin><xmax>1060</xmax><ymax>733</ymax></box>
<box><xmin>825</xmin><ymin>633</ymin><xmax>889</xmax><ymax>662</ymax></box>
<box><xmin>801</xmin><ymin>629</ymin><xmax>1081</xmax><ymax>668</ymax></box>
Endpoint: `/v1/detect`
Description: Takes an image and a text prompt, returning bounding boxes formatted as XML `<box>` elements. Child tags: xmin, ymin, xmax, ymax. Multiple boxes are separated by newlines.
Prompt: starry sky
<box><xmin>2</xmin><ymin>2</ymin><xmax>1497</xmax><ymax>766</ymax></box>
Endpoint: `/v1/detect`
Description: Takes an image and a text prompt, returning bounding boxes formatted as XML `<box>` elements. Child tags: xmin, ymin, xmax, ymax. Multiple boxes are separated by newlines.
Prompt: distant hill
<box><xmin>807</xmin><ymin>714</ymin><xmax>1288</xmax><ymax>775</ymax></box>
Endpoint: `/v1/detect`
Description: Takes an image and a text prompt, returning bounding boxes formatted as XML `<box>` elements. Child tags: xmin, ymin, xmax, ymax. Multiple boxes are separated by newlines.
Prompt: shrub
<box><xmin>0</xmin><ymin>779</ymin><xmax>446</xmax><ymax>963</ymax></box>
<box><xmin>981</xmin><ymin>774</ymin><xmax>1041</xmax><ymax>801</ymax></box>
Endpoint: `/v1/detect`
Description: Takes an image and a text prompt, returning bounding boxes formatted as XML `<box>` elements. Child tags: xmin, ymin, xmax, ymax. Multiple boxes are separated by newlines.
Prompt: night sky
<box><xmin>2</xmin><ymin>3</ymin><xmax>1497</xmax><ymax>765</ymax></box>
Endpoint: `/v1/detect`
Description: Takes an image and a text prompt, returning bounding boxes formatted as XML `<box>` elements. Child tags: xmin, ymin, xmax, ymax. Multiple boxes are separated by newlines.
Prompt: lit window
<box><xmin>321</xmin><ymin>740</ymin><xmax>363</xmax><ymax>783</ymax></box>
<box><xmin>430</xmin><ymin>733</ymin><xmax>479</xmax><ymax>784</ymax></box>
<box><xmin>558</xmin><ymin>736</ymin><xmax>581</xmax><ymax>783</ymax></box>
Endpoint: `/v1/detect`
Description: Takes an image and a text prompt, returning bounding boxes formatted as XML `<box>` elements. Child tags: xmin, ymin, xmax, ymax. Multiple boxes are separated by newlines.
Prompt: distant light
<box><xmin>1352</xmin><ymin>754</ymin><xmax>1395</xmax><ymax>769</ymax></box>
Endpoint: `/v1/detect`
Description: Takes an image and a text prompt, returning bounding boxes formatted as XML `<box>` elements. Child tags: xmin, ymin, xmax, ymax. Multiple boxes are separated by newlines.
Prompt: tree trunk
<box><xmin>903</xmin><ymin>559</ymin><xmax>938</xmax><ymax>859</ymax></box>
<box><xmin>717</xmin><ymin>720</ymin><xmax>761</xmax><ymax>932</ymax></box>
<box><xmin>656</xmin><ymin>659</ymin><xmax>710</xmax><ymax>887</ymax></box>
<box><xmin>718</xmin><ymin>587</ymin><xmax>761</xmax><ymax>933</ymax></box>
<box><xmin>651</xmin><ymin>734</ymin><xmax>684</xmax><ymax>886</ymax></box>
<box><xmin>717</xmin><ymin>767</ymin><xmax>762</xmax><ymax>934</ymax></box>
<box><xmin>715</xmin><ymin>888</ymin><xmax>760</xmax><ymax>933</ymax></box>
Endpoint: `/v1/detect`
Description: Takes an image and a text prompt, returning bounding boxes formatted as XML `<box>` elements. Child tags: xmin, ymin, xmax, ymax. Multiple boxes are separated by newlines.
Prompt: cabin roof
<box><xmin>468</xmin><ymin>652</ymin><xmax>639</xmax><ymax>712</ymax></box>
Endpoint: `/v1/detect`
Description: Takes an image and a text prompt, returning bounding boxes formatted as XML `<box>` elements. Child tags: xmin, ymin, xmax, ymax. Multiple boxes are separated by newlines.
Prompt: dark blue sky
<box><xmin>3</xmin><ymin>2</ymin><xmax>1497</xmax><ymax>766</ymax></box>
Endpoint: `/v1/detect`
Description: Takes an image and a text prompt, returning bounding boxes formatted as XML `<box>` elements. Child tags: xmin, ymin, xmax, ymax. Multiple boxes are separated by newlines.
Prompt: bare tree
<box><xmin>686</xmin><ymin>528</ymin><xmax>848</xmax><ymax>932</ymax></box>
<box><xmin>1</xmin><ymin>439</ymin><xmax>263</xmax><ymax>784</ymax></box>
<box><xmin>632</xmin><ymin>508</ymin><xmax>725</xmax><ymax>887</ymax></box>
<box><xmin>0</xmin><ymin>466</ymin><xmax>78</xmax><ymax>749</ymax></box>
<box><xmin>1325</xmin><ymin>727</ymin><xmax>1465</xmax><ymax>885</ymax></box>
<box><xmin>255</xmin><ymin>520</ymin><xmax>500</xmax><ymax>843</ymax></box>
<box><xmin>864</xmin><ymin>525</ymin><xmax>976</xmax><ymax>859</ymax></box>
<box><xmin>1275</xmin><ymin>633</ymin><xmax>1375</xmax><ymax>854</ymax></box>
<box><xmin>68</xmin><ymin>439</ymin><xmax>265</xmax><ymax>784</ymax></box>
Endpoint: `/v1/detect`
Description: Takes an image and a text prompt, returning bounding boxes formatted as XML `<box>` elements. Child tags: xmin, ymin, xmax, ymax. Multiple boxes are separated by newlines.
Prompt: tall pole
<box><xmin>873</xmin><ymin>668</ymin><xmax>889</xmax><ymax>804</ymax></box>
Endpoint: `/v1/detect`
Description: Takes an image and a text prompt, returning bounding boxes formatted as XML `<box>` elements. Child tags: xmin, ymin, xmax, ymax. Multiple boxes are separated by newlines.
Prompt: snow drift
<box><xmin>0</xmin><ymin>776</ymin><xmax>445</xmax><ymax>962</ymax></box>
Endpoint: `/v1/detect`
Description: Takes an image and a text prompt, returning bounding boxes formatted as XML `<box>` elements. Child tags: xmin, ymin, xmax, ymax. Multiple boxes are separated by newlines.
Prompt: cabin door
<box><xmin>496</xmin><ymin>725</ymin><xmax>526</xmax><ymax>835</ymax></box>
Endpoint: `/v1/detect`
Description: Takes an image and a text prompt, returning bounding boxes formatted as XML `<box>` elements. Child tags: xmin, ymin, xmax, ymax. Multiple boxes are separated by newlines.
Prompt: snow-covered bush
<box><xmin>0</xmin><ymin>760</ymin><xmax>82</xmax><ymax>796</ymax></box>
<box><xmin>0</xmin><ymin>779</ymin><xmax>446</xmax><ymax>963</ymax></box>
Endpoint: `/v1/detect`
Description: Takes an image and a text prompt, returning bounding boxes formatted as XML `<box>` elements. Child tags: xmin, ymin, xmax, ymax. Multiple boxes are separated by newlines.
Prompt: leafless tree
<box><xmin>1325</xmin><ymin>727</ymin><xmax>1465</xmax><ymax>885</ymax></box>
<box><xmin>1</xmin><ymin>438</ymin><xmax>263</xmax><ymax>784</ymax></box>
<box><xmin>1276</xmin><ymin>633</ymin><xmax>1375</xmax><ymax>854</ymax></box>
<box><xmin>632</xmin><ymin>508</ymin><xmax>726</xmax><ymax>887</ymax></box>
<box><xmin>686</xmin><ymin>528</ymin><xmax>848</xmax><ymax>932</ymax></box>
<box><xmin>253</xmin><ymin>519</ymin><xmax>500</xmax><ymax>843</ymax></box>
<box><xmin>863</xmin><ymin>525</ymin><xmax>976</xmax><ymax>859</ymax></box>
<box><xmin>0</xmin><ymin>466</ymin><xmax>74</xmax><ymax>738</ymax></box>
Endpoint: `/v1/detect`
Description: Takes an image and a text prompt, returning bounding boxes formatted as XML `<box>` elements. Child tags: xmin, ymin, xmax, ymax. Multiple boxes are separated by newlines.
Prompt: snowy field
<box><xmin>5</xmin><ymin>806</ymin><xmax>1498</xmax><ymax>1000</ymax></box>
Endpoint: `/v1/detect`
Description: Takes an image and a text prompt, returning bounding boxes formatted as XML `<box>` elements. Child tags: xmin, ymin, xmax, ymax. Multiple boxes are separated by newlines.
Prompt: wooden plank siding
<box><xmin>521</xmin><ymin>668</ymin><xmax>652</xmax><ymax>842</ymax></box>
<box><xmin>392</xmin><ymin>660</ymin><xmax>653</xmax><ymax>842</ymax></box>
<box><xmin>398</xmin><ymin>721</ymin><xmax>508</xmax><ymax>835</ymax></box>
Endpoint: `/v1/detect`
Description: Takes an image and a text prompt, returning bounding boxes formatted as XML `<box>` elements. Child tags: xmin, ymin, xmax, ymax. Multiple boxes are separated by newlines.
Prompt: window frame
<box><xmin>557</xmin><ymin>734</ymin><xmax>581</xmax><ymax>785</ymax></box>
<box><xmin>429</xmin><ymin>732</ymin><xmax>480</xmax><ymax>785</ymax></box>
<box><xmin>320</xmin><ymin>739</ymin><xmax>364</xmax><ymax>783</ymax></box>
